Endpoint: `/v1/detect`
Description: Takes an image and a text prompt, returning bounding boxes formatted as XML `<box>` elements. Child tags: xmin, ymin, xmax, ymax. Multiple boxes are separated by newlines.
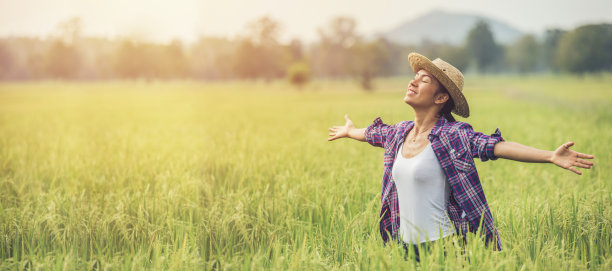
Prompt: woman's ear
<box><xmin>434</xmin><ymin>92</ymin><xmax>449</xmax><ymax>105</ymax></box>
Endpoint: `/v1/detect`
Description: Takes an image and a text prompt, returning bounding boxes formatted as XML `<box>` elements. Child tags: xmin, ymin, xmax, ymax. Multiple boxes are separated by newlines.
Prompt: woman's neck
<box><xmin>412</xmin><ymin>109</ymin><xmax>440</xmax><ymax>135</ymax></box>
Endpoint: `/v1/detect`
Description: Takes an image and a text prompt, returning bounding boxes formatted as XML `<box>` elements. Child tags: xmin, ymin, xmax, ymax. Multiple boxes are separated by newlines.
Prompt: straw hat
<box><xmin>408</xmin><ymin>52</ymin><xmax>469</xmax><ymax>118</ymax></box>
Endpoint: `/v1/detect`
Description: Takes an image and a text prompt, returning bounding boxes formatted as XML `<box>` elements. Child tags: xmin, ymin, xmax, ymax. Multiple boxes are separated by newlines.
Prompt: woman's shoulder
<box><xmin>370</xmin><ymin>117</ymin><xmax>412</xmax><ymax>127</ymax></box>
<box><xmin>396</xmin><ymin>120</ymin><xmax>416</xmax><ymax>131</ymax></box>
<box><xmin>399</xmin><ymin>120</ymin><xmax>413</xmax><ymax>126</ymax></box>
<box><xmin>441</xmin><ymin>120</ymin><xmax>473</xmax><ymax>133</ymax></box>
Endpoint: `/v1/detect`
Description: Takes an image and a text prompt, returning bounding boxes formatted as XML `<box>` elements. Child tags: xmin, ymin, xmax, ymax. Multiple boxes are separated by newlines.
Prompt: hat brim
<box><xmin>408</xmin><ymin>53</ymin><xmax>470</xmax><ymax>118</ymax></box>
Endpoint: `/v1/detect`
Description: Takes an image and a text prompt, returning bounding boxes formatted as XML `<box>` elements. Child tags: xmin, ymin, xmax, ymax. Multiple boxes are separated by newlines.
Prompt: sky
<box><xmin>0</xmin><ymin>0</ymin><xmax>611</xmax><ymax>43</ymax></box>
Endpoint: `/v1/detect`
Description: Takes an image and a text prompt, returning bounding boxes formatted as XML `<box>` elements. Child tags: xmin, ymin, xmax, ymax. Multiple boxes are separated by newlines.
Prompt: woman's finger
<box><xmin>328</xmin><ymin>127</ymin><xmax>336</xmax><ymax>132</ymax></box>
<box><xmin>567</xmin><ymin>166</ymin><xmax>582</xmax><ymax>175</ymax></box>
<box><xmin>329</xmin><ymin>132</ymin><xmax>335</xmax><ymax>136</ymax></box>
<box><xmin>577</xmin><ymin>152</ymin><xmax>595</xmax><ymax>159</ymax></box>
<box><xmin>564</xmin><ymin>141</ymin><xmax>575</xmax><ymax>149</ymax></box>
<box><xmin>574</xmin><ymin>162</ymin><xmax>591</xmax><ymax>169</ymax></box>
<box><xmin>577</xmin><ymin>158</ymin><xmax>594</xmax><ymax>166</ymax></box>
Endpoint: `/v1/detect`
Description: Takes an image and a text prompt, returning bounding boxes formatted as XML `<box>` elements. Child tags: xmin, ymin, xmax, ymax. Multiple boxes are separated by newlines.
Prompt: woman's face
<box><xmin>403</xmin><ymin>69</ymin><xmax>443</xmax><ymax>108</ymax></box>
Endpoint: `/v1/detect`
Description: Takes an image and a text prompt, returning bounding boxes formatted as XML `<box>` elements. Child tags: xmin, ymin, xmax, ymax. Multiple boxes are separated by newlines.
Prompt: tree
<box><xmin>318</xmin><ymin>17</ymin><xmax>358</xmax><ymax>49</ymax></box>
<box><xmin>466</xmin><ymin>20</ymin><xmax>502</xmax><ymax>73</ymax></box>
<box><xmin>556</xmin><ymin>24</ymin><xmax>612</xmax><ymax>73</ymax></box>
<box><xmin>233</xmin><ymin>39</ymin><xmax>259</xmax><ymax>79</ymax></box>
<box><xmin>114</xmin><ymin>40</ymin><xmax>152</xmax><ymax>78</ymax></box>
<box><xmin>418</xmin><ymin>41</ymin><xmax>468</xmax><ymax>72</ymax></box>
<box><xmin>287</xmin><ymin>38</ymin><xmax>304</xmax><ymax>61</ymax></box>
<box><xmin>159</xmin><ymin>40</ymin><xmax>188</xmax><ymax>78</ymax></box>
<box><xmin>0</xmin><ymin>42</ymin><xmax>13</xmax><ymax>79</ymax></box>
<box><xmin>542</xmin><ymin>29</ymin><xmax>566</xmax><ymax>71</ymax></box>
<box><xmin>351</xmin><ymin>39</ymin><xmax>393</xmax><ymax>90</ymax></box>
<box><xmin>232</xmin><ymin>17</ymin><xmax>285</xmax><ymax>81</ymax></box>
<box><xmin>44</xmin><ymin>17</ymin><xmax>84</xmax><ymax>79</ymax></box>
<box><xmin>506</xmin><ymin>35</ymin><xmax>540</xmax><ymax>74</ymax></box>
<box><xmin>55</xmin><ymin>17</ymin><xmax>83</xmax><ymax>45</ymax></box>
<box><xmin>45</xmin><ymin>40</ymin><xmax>81</xmax><ymax>79</ymax></box>
<box><xmin>286</xmin><ymin>61</ymin><xmax>310</xmax><ymax>89</ymax></box>
<box><xmin>312</xmin><ymin>17</ymin><xmax>359</xmax><ymax>77</ymax></box>
<box><xmin>247</xmin><ymin>16</ymin><xmax>281</xmax><ymax>46</ymax></box>
<box><xmin>247</xmin><ymin>16</ymin><xmax>285</xmax><ymax>81</ymax></box>
<box><xmin>190</xmin><ymin>37</ymin><xmax>236</xmax><ymax>80</ymax></box>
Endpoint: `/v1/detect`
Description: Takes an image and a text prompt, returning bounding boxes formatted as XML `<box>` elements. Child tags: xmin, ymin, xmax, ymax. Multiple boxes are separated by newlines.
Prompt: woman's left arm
<box><xmin>493</xmin><ymin>141</ymin><xmax>595</xmax><ymax>175</ymax></box>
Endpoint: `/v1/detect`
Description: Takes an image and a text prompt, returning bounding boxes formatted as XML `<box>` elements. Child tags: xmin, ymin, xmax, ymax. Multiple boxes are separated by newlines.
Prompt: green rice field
<box><xmin>0</xmin><ymin>75</ymin><xmax>611</xmax><ymax>270</ymax></box>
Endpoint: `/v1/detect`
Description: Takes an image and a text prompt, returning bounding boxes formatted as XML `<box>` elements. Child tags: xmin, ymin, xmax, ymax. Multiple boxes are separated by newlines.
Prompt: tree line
<box><xmin>0</xmin><ymin>17</ymin><xmax>610</xmax><ymax>88</ymax></box>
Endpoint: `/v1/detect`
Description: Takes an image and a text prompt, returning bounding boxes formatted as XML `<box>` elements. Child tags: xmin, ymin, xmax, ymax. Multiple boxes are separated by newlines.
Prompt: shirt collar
<box><xmin>400</xmin><ymin>116</ymin><xmax>448</xmax><ymax>144</ymax></box>
<box><xmin>429</xmin><ymin>116</ymin><xmax>448</xmax><ymax>138</ymax></box>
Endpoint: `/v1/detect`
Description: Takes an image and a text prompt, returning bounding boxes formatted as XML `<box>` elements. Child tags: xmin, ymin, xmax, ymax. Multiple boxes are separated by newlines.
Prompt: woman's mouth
<box><xmin>407</xmin><ymin>89</ymin><xmax>417</xmax><ymax>95</ymax></box>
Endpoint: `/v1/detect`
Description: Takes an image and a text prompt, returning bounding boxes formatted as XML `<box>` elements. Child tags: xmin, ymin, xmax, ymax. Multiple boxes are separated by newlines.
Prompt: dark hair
<box><xmin>436</xmin><ymin>85</ymin><xmax>455</xmax><ymax>122</ymax></box>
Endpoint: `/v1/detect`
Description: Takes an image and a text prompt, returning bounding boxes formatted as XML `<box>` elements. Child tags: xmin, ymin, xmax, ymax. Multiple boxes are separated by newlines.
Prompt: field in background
<box><xmin>0</xmin><ymin>75</ymin><xmax>611</xmax><ymax>270</ymax></box>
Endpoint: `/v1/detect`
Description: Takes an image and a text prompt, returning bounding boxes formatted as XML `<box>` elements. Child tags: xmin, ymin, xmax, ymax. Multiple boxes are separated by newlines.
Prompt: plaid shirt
<box><xmin>365</xmin><ymin>116</ymin><xmax>504</xmax><ymax>251</ymax></box>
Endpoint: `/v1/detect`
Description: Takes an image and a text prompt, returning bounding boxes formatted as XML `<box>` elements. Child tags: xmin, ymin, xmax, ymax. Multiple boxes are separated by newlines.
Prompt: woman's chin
<box><xmin>403</xmin><ymin>96</ymin><xmax>413</xmax><ymax>104</ymax></box>
<box><xmin>403</xmin><ymin>98</ymin><xmax>419</xmax><ymax>109</ymax></box>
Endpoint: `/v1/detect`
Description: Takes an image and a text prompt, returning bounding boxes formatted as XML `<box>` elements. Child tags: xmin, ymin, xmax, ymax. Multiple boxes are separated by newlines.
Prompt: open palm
<box><xmin>551</xmin><ymin>142</ymin><xmax>595</xmax><ymax>175</ymax></box>
<box><xmin>328</xmin><ymin>114</ymin><xmax>354</xmax><ymax>141</ymax></box>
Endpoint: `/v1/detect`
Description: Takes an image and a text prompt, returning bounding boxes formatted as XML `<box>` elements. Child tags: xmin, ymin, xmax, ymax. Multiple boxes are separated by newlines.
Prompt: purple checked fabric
<box><xmin>365</xmin><ymin>116</ymin><xmax>504</xmax><ymax>251</ymax></box>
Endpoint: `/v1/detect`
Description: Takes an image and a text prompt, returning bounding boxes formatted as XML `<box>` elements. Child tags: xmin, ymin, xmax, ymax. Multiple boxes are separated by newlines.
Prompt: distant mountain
<box><xmin>382</xmin><ymin>10</ymin><xmax>524</xmax><ymax>45</ymax></box>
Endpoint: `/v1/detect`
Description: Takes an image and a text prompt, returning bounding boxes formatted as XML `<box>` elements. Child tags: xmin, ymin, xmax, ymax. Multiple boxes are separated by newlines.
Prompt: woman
<box><xmin>327</xmin><ymin>53</ymin><xmax>595</xmax><ymax>258</ymax></box>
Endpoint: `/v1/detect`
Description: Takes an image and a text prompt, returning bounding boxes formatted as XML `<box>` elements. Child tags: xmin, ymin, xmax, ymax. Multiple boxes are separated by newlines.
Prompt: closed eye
<box><xmin>415</xmin><ymin>72</ymin><xmax>431</xmax><ymax>83</ymax></box>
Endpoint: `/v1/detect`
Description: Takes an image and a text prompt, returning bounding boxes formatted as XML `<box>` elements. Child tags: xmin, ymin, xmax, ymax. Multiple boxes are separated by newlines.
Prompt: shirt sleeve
<box><xmin>460</xmin><ymin>125</ymin><xmax>505</xmax><ymax>162</ymax></box>
<box><xmin>364</xmin><ymin>117</ymin><xmax>395</xmax><ymax>148</ymax></box>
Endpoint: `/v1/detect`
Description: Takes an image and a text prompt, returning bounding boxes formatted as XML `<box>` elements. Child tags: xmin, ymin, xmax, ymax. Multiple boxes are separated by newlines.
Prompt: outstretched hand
<box><xmin>551</xmin><ymin>142</ymin><xmax>595</xmax><ymax>175</ymax></box>
<box><xmin>328</xmin><ymin>114</ymin><xmax>354</xmax><ymax>141</ymax></box>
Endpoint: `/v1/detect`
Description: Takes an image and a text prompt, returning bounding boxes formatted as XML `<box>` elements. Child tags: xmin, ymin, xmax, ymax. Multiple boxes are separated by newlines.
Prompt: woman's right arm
<box><xmin>328</xmin><ymin>115</ymin><xmax>395</xmax><ymax>149</ymax></box>
<box><xmin>327</xmin><ymin>114</ymin><xmax>366</xmax><ymax>142</ymax></box>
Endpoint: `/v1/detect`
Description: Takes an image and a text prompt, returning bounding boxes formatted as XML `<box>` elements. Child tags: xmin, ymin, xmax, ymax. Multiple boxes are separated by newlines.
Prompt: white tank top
<box><xmin>392</xmin><ymin>142</ymin><xmax>455</xmax><ymax>244</ymax></box>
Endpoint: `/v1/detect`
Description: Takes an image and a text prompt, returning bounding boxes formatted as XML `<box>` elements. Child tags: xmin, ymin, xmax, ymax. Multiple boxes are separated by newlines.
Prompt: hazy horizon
<box><xmin>1</xmin><ymin>0</ymin><xmax>611</xmax><ymax>43</ymax></box>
